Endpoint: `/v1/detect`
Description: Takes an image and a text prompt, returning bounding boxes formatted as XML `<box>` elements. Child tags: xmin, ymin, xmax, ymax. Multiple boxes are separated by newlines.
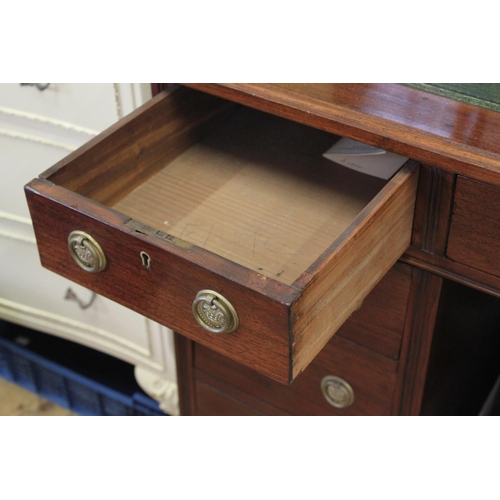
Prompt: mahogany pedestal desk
<box><xmin>25</xmin><ymin>84</ymin><xmax>500</xmax><ymax>416</ymax></box>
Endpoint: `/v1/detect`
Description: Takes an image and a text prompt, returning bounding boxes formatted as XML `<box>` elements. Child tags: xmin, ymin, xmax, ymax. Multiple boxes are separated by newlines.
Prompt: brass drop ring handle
<box><xmin>68</xmin><ymin>230</ymin><xmax>107</xmax><ymax>273</ymax></box>
<box><xmin>321</xmin><ymin>375</ymin><xmax>355</xmax><ymax>409</ymax></box>
<box><xmin>192</xmin><ymin>290</ymin><xmax>239</xmax><ymax>334</ymax></box>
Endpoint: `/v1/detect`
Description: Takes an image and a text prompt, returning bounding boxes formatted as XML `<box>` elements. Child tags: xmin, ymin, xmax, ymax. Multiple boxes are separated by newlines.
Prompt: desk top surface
<box><xmin>184</xmin><ymin>83</ymin><xmax>500</xmax><ymax>186</ymax></box>
<box><xmin>403</xmin><ymin>84</ymin><xmax>500</xmax><ymax>113</ymax></box>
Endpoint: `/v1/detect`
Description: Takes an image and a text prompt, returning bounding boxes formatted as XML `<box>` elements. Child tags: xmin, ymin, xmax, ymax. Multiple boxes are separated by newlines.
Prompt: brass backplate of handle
<box><xmin>321</xmin><ymin>375</ymin><xmax>355</xmax><ymax>409</ymax></box>
<box><xmin>68</xmin><ymin>230</ymin><xmax>107</xmax><ymax>273</ymax></box>
<box><xmin>192</xmin><ymin>290</ymin><xmax>239</xmax><ymax>334</ymax></box>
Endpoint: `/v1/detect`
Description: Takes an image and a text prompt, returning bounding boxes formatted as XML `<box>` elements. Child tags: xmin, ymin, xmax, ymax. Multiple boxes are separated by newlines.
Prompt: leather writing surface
<box><xmin>402</xmin><ymin>83</ymin><xmax>500</xmax><ymax>113</ymax></box>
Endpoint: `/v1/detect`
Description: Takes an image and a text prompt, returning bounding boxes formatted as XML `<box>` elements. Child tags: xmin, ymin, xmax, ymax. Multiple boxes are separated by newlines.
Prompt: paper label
<box><xmin>323</xmin><ymin>138</ymin><xmax>408</xmax><ymax>179</ymax></box>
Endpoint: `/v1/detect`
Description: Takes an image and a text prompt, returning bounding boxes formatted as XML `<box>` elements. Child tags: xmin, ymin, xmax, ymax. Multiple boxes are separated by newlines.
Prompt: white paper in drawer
<box><xmin>323</xmin><ymin>138</ymin><xmax>408</xmax><ymax>179</ymax></box>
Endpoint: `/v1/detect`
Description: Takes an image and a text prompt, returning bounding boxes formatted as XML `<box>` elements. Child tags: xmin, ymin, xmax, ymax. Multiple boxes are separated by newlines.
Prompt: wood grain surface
<box><xmin>42</xmin><ymin>86</ymin><xmax>233</xmax><ymax>206</ymax></box>
<box><xmin>25</xmin><ymin>84</ymin><xmax>421</xmax><ymax>384</ymax></box>
<box><xmin>336</xmin><ymin>262</ymin><xmax>412</xmax><ymax>360</ymax></box>
<box><xmin>290</xmin><ymin>161</ymin><xmax>419</xmax><ymax>378</ymax></box>
<box><xmin>411</xmin><ymin>164</ymin><xmax>456</xmax><ymax>256</ymax></box>
<box><xmin>183</xmin><ymin>83</ymin><xmax>500</xmax><ymax>186</ymax></box>
<box><xmin>395</xmin><ymin>269</ymin><xmax>443</xmax><ymax>415</ymax></box>
<box><xmin>447</xmin><ymin>176</ymin><xmax>500</xmax><ymax>279</ymax></box>
<box><xmin>114</xmin><ymin>105</ymin><xmax>385</xmax><ymax>286</ymax></box>
<box><xmin>193</xmin><ymin>331</ymin><xmax>398</xmax><ymax>416</ymax></box>
<box><xmin>25</xmin><ymin>179</ymin><xmax>294</xmax><ymax>384</ymax></box>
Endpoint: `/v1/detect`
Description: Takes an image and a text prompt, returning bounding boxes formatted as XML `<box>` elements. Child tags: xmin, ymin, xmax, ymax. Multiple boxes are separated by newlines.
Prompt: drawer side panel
<box><xmin>42</xmin><ymin>86</ymin><xmax>234</xmax><ymax>207</ymax></box>
<box><xmin>291</xmin><ymin>162</ymin><xmax>419</xmax><ymax>379</ymax></box>
<box><xmin>336</xmin><ymin>262</ymin><xmax>412</xmax><ymax>359</ymax></box>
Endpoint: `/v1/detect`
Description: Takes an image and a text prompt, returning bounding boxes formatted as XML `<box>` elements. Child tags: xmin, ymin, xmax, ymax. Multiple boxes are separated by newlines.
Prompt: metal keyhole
<box><xmin>140</xmin><ymin>251</ymin><xmax>151</xmax><ymax>269</ymax></box>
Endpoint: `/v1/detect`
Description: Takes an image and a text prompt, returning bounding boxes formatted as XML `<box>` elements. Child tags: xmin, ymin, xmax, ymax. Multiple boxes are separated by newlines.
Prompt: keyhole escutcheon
<box><xmin>140</xmin><ymin>251</ymin><xmax>151</xmax><ymax>269</ymax></box>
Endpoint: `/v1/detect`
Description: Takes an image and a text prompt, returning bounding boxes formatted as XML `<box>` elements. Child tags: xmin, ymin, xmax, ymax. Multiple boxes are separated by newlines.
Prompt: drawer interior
<box><xmin>45</xmin><ymin>86</ymin><xmax>395</xmax><ymax>287</ymax></box>
<box><xmin>113</xmin><ymin>106</ymin><xmax>388</xmax><ymax>286</ymax></box>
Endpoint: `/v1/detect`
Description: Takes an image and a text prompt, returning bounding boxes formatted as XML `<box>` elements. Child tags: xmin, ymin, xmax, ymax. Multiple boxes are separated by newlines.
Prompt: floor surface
<box><xmin>0</xmin><ymin>378</ymin><xmax>76</xmax><ymax>416</ymax></box>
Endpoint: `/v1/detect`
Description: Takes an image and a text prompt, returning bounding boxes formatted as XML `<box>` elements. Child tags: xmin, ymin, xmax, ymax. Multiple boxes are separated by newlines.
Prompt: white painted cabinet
<box><xmin>0</xmin><ymin>83</ymin><xmax>178</xmax><ymax>415</ymax></box>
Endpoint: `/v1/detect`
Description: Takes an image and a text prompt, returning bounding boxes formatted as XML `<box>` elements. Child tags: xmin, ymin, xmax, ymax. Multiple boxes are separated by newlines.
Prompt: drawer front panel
<box><xmin>196</xmin><ymin>383</ymin><xmax>264</xmax><ymax>416</ymax></box>
<box><xmin>194</xmin><ymin>334</ymin><xmax>398</xmax><ymax>416</ymax></box>
<box><xmin>25</xmin><ymin>182</ymin><xmax>292</xmax><ymax>384</ymax></box>
<box><xmin>337</xmin><ymin>262</ymin><xmax>412</xmax><ymax>359</ymax></box>
<box><xmin>447</xmin><ymin>177</ymin><xmax>500</xmax><ymax>279</ymax></box>
<box><xmin>195</xmin><ymin>378</ymin><xmax>290</xmax><ymax>416</ymax></box>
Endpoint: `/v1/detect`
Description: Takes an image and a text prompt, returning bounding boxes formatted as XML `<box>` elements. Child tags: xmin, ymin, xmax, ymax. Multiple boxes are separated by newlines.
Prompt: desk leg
<box><xmin>174</xmin><ymin>332</ymin><xmax>197</xmax><ymax>416</ymax></box>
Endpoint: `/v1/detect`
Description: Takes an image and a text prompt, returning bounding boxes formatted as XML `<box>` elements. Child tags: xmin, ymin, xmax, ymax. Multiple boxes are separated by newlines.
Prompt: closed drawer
<box><xmin>195</xmin><ymin>383</ymin><xmax>261</xmax><ymax>416</ymax></box>
<box><xmin>447</xmin><ymin>176</ymin><xmax>500</xmax><ymax>279</ymax></box>
<box><xmin>195</xmin><ymin>382</ymin><xmax>288</xmax><ymax>416</ymax></box>
<box><xmin>25</xmin><ymin>85</ymin><xmax>418</xmax><ymax>384</ymax></box>
<box><xmin>194</xmin><ymin>332</ymin><xmax>398</xmax><ymax>416</ymax></box>
<box><xmin>0</xmin><ymin>83</ymin><xmax>119</xmax><ymax>132</ymax></box>
<box><xmin>337</xmin><ymin>262</ymin><xmax>412</xmax><ymax>359</ymax></box>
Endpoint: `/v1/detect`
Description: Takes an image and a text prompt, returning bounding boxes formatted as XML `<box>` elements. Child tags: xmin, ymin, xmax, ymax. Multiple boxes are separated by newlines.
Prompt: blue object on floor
<box><xmin>0</xmin><ymin>320</ymin><xmax>167</xmax><ymax>416</ymax></box>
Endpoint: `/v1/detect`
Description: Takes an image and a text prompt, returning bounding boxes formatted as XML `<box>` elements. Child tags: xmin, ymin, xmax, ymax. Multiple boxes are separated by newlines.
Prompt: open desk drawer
<box><xmin>25</xmin><ymin>85</ymin><xmax>418</xmax><ymax>384</ymax></box>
